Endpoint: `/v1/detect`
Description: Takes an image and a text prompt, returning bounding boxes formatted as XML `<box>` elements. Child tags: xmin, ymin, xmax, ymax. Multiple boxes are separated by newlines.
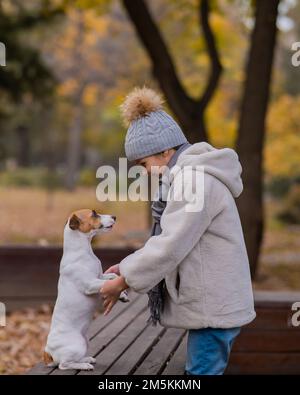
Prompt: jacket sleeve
<box><xmin>119</xmin><ymin>168</ymin><xmax>216</xmax><ymax>294</ymax></box>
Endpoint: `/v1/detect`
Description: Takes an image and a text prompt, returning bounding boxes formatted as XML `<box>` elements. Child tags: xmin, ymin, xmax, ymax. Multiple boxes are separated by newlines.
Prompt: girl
<box><xmin>100</xmin><ymin>87</ymin><xmax>256</xmax><ymax>375</ymax></box>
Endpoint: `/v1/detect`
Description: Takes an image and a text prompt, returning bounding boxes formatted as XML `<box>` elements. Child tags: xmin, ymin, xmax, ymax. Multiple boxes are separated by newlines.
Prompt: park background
<box><xmin>0</xmin><ymin>0</ymin><xmax>300</xmax><ymax>374</ymax></box>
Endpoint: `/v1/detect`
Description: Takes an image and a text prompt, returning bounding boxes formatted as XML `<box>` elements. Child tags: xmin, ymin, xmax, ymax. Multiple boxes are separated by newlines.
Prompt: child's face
<box><xmin>135</xmin><ymin>149</ymin><xmax>175</xmax><ymax>175</ymax></box>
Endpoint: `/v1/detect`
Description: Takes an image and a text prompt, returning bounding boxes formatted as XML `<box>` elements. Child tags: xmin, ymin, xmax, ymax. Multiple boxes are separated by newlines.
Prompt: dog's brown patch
<box><xmin>68</xmin><ymin>209</ymin><xmax>102</xmax><ymax>233</ymax></box>
<box><xmin>69</xmin><ymin>214</ymin><xmax>81</xmax><ymax>230</ymax></box>
<box><xmin>43</xmin><ymin>351</ymin><xmax>53</xmax><ymax>365</ymax></box>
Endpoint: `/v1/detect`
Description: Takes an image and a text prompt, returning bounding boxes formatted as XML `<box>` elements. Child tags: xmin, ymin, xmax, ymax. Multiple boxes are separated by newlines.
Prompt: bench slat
<box><xmin>226</xmin><ymin>352</ymin><xmax>300</xmax><ymax>375</ymax></box>
<box><xmin>50</xmin><ymin>294</ymin><xmax>148</xmax><ymax>375</ymax></box>
<box><xmin>134</xmin><ymin>328</ymin><xmax>186</xmax><ymax>375</ymax></box>
<box><xmin>51</xmin><ymin>295</ymin><xmax>148</xmax><ymax>375</ymax></box>
<box><xmin>27</xmin><ymin>291</ymin><xmax>300</xmax><ymax>375</ymax></box>
<box><xmin>105</xmin><ymin>323</ymin><xmax>166</xmax><ymax>375</ymax></box>
<box><xmin>233</xmin><ymin>329</ymin><xmax>300</xmax><ymax>352</ymax></box>
<box><xmin>87</xmin><ymin>290</ymin><xmax>139</xmax><ymax>339</ymax></box>
<box><xmin>161</xmin><ymin>333</ymin><xmax>187</xmax><ymax>375</ymax></box>
<box><xmin>246</xmin><ymin>307</ymin><xmax>296</xmax><ymax>330</ymax></box>
<box><xmin>26</xmin><ymin>362</ymin><xmax>54</xmax><ymax>376</ymax></box>
<box><xmin>86</xmin><ymin>294</ymin><xmax>148</xmax><ymax>357</ymax></box>
<box><xmin>79</xmin><ymin>309</ymin><xmax>150</xmax><ymax>375</ymax></box>
<box><xmin>27</xmin><ymin>292</ymin><xmax>144</xmax><ymax>375</ymax></box>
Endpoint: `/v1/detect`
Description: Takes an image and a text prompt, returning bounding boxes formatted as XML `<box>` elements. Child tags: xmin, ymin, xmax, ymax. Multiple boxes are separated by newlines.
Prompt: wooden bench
<box><xmin>27</xmin><ymin>290</ymin><xmax>300</xmax><ymax>375</ymax></box>
<box><xmin>0</xmin><ymin>246</ymin><xmax>135</xmax><ymax>311</ymax></box>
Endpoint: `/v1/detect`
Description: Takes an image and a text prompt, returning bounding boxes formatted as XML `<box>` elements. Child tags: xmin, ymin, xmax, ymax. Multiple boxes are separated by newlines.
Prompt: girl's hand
<box><xmin>104</xmin><ymin>263</ymin><xmax>120</xmax><ymax>276</ymax></box>
<box><xmin>100</xmin><ymin>276</ymin><xmax>128</xmax><ymax>315</ymax></box>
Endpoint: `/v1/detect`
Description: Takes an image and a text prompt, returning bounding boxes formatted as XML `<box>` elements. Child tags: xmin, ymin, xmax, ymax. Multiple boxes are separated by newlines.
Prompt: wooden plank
<box><xmin>2</xmin><ymin>244</ymin><xmax>300</xmax><ymax>313</ymax></box>
<box><xmin>160</xmin><ymin>333</ymin><xmax>300</xmax><ymax>375</ymax></box>
<box><xmin>27</xmin><ymin>292</ymin><xmax>144</xmax><ymax>375</ymax></box>
<box><xmin>0</xmin><ymin>246</ymin><xmax>135</xmax><ymax>311</ymax></box>
<box><xmin>161</xmin><ymin>333</ymin><xmax>187</xmax><ymax>375</ymax></box>
<box><xmin>232</xmin><ymin>329</ymin><xmax>300</xmax><ymax>352</ymax></box>
<box><xmin>105</xmin><ymin>324</ymin><xmax>166</xmax><ymax>375</ymax></box>
<box><xmin>161</xmin><ymin>328</ymin><xmax>300</xmax><ymax>374</ymax></box>
<box><xmin>79</xmin><ymin>309</ymin><xmax>151</xmax><ymax>375</ymax></box>
<box><xmin>87</xmin><ymin>290</ymin><xmax>139</xmax><ymax>339</ymax></box>
<box><xmin>254</xmin><ymin>291</ymin><xmax>300</xmax><ymax>306</ymax></box>
<box><xmin>226</xmin><ymin>352</ymin><xmax>300</xmax><ymax>375</ymax></box>
<box><xmin>246</xmin><ymin>307</ymin><xmax>296</xmax><ymax>330</ymax></box>
<box><xmin>26</xmin><ymin>362</ymin><xmax>55</xmax><ymax>376</ymax></box>
<box><xmin>86</xmin><ymin>295</ymin><xmax>148</xmax><ymax>358</ymax></box>
<box><xmin>3</xmin><ymin>298</ymin><xmax>56</xmax><ymax>312</ymax></box>
<box><xmin>1</xmin><ymin>245</ymin><xmax>299</xmax><ymax>300</ymax></box>
<box><xmin>50</xmin><ymin>294</ymin><xmax>148</xmax><ymax>375</ymax></box>
<box><xmin>0</xmin><ymin>245</ymin><xmax>135</xmax><ymax>261</ymax></box>
<box><xmin>134</xmin><ymin>328</ymin><xmax>186</xmax><ymax>375</ymax></box>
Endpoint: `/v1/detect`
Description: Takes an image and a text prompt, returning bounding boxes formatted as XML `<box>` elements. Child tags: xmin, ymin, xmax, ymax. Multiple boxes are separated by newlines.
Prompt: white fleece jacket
<box><xmin>119</xmin><ymin>142</ymin><xmax>256</xmax><ymax>329</ymax></box>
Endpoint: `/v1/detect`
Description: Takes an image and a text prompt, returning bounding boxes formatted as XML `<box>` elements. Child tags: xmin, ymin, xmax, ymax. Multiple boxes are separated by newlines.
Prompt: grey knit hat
<box><xmin>120</xmin><ymin>87</ymin><xmax>187</xmax><ymax>161</ymax></box>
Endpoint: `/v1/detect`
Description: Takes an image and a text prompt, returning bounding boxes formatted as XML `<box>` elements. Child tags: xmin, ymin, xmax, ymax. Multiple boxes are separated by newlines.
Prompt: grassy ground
<box><xmin>0</xmin><ymin>187</ymin><xmax>299</xmax><ymax>374</ymax></box>
<box><xmin>0</xmin><ymin>186</ymin><xmax>150</xmax><ymax>248</ymax></box>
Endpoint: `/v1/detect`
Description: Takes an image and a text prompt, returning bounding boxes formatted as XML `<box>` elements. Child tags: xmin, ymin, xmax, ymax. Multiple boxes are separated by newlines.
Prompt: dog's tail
<box><xmin>43</xmin><ymin>350</ymin><xmax>54</xmax><ymax>365</ymax></box>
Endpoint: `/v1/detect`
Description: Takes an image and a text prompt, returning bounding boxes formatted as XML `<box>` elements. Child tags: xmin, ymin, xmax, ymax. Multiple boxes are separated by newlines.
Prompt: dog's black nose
<box><xmin>112</xmin><ymin>216</ymin><xmax>116</xmax><ymax>221</ymax></box>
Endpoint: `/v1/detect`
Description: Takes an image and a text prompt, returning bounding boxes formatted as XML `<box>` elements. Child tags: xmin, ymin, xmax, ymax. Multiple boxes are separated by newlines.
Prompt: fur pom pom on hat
<box><xmin>120</xmin><ymin>87</ymin><xmax>188</xmax><ymax>161</ymax></box>
<box><xmin>120</xmin><ymin>87</ymin><xmax>164</xmax><ymax>125</ymax></box>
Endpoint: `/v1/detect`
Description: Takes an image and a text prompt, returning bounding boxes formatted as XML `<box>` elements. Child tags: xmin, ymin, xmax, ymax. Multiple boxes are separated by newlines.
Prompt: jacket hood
<box><xmin>176</xmin><ymin>142</ymin><xmax>243</xmax><ymax>198</ymax></box>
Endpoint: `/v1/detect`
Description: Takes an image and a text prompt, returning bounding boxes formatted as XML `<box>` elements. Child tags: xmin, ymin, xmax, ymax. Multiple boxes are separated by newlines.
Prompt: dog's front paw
<box><xmin>82</xmin><ymin>357</ymin><xmax>96</xmax><ymax>364</ymax></box>
<box><xmin>59</xmin><ymin>361</ymin><xmax>95</xmax><ymax>370</ymax></box>
<box><xmin>119</xmin><ymin>290</ymin><xmax>130</xmax><ymax>303</ymax></box>
<box><xmin>79</xmin><ymin>363</ymin><xmax>94</xmax><ymax>371</ymax></box>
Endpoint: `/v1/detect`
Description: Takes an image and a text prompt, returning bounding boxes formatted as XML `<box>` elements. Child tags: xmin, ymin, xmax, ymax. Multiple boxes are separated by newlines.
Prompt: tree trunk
<box><xmin>122</xmin><ymin>0</ymin><xmax>222</xmax><ymax>143</ymax></box>
<box><xmin>65</xmin><ymin>94</ymin><xmax>84</xmax><ymax>191</ymax></box>
<box><xmin>183</xmin><ymin>113</ymin><xmax>207</xmax><ymax>144</ymax></box>
<box><xmin>236</xmin><ymin>0</ymin><xmax>280</xmax><ymax>278</ymax></box>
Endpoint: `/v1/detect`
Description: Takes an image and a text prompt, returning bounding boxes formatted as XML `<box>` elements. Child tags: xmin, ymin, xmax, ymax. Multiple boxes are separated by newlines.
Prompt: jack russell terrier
<box><xmin>44</xmin><ymin>209</ymin><xmax>129</xmax><ymax>371</ymax></box>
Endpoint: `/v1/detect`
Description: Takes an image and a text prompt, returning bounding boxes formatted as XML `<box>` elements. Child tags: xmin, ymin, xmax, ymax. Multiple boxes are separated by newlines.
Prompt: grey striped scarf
<box><xmin>146</xmin><ymin>142</ymin><xmax>191</xmax><ymax>326</ymax></box>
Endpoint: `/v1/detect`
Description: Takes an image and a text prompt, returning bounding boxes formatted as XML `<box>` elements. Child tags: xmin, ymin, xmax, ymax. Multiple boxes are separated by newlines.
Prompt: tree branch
<box><xmin>198</xmin><ymin>0</ymin><xmax>223</xmax><ymax>108</ymax></box>
<box><xmin>121</xmin><ymin>0</ymin><xmax>223</xmax><ymax>141</ymax></box>
<box><xmin>122</xmin><ymin>0</ymin><xmax>195</xmax><ymax>121</ymax></box>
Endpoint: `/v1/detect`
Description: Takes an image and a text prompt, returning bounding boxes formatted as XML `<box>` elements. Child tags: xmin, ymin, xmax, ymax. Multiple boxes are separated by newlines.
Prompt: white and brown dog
<box><xmin>44</xmin><ymin>209</ymin><xmax>129</xmax><ymax>371</ymax></box>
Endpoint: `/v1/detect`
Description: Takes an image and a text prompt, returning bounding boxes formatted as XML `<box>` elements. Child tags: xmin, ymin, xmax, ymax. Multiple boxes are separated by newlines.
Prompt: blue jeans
<box><xmin>185</xmin><ymin>327</ymin><xmax>241</xmax><ymax>375</ymax></box>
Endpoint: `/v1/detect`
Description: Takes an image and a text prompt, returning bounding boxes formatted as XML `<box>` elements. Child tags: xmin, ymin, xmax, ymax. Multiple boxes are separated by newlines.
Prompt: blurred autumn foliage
<box><xmin>2</xmin><ymin>0</ymin><xmax>299</xmax><ymax>180</ymax></box>
<box><xmin>0</xmin><ymin>0</ymin><xmax>299</xmax><ymax>274</ymax></box>
<box><xmin>1</xmin><ymin>1</ymin><xmax>300</xmax><ymax>375</ymax></box>
<box><xmin>266</xmin><ymin>95</ymin><xmax>300</xmax><ymax>178</ymax></box>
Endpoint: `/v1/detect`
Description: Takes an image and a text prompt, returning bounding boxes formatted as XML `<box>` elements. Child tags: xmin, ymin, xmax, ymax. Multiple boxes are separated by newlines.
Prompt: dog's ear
<box><xmin>69</xmin><ymin>214</ymin><xmax>81</xmax><ymax>230</ymax></box>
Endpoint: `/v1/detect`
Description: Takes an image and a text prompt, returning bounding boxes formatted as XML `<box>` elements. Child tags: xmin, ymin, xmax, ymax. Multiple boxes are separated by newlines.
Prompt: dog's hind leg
<box><xmin>59</xmin><ymin>361</ymin><xmax>94</xmax><ymax>371</ymax></box>
<box><xmin>43</xmin><ymin>351</ymin><xmax>58</xmax><ymax>367</ymax></box>
<box><xmin>80</xmin><ymin>357</ymin><xmax>96</xmax><ymax>364</ymax></box>
<box><xmin>58</xmin><ymin>336</ymin><xmax>91</xmax><ymax>371</ymax></box>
